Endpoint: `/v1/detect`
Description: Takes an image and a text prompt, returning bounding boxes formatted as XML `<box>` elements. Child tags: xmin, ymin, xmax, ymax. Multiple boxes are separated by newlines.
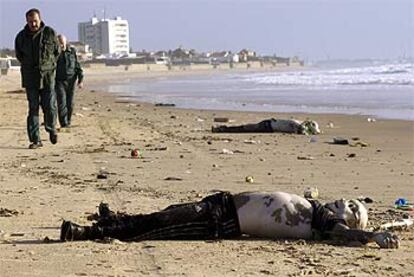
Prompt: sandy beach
<box><xmin>0</xmin><ymin>68</ymin><xmax>413</xmax><ymax>276</ymax></box>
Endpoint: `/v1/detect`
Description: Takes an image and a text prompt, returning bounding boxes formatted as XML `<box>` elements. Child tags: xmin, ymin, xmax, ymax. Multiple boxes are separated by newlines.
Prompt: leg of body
<box><xmin>55</xmin><ymin>80</ymin><xmax>69</xmax><ymax>127</ymax></box>
<box><xmin>213</xmin><ymin>120</ymin><xmax>273</xmax><ymax>133</ymax></box>
<box><xmin>40</xmin><ymin>71</ymin><xmax>58</xmax><ymax>143</ymax></box>
<box><xmin>61</xmin><ymin>192</ymin><xmax>241</xmax><ymax>241</ymax></box>
<box><xmin>25</xmin><ymin>88</ymin><xmax>41</xmax><ymax>144</ymax></box>
<box><xmin>66</xmin><ymin>77</ymin><xmax>76</xmax><ymax>126</ymax></box>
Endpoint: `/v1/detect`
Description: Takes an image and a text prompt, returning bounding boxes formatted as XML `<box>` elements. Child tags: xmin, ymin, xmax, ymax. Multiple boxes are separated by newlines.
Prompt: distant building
<box><xmin>207</xmin><ymin>51</ymin><xmax>239</xmax><ymax>64</ymax></box>
<box><xmin>69</xmin><ymin>41</ymin><xmax>93</xmax><ymax>61</ymax></box>
<box><xmin>0</xmin><ymin>56</ymin><xmax>19</xmax><ymax>75</ymax></box>
<box><xmin>78</xmin><ymin>16</ymin><xmax>130</xmax><ymax>57</ymax></box>
<box><xmin>238</xmin><ymin>49</ymin><xmax>257</xmax><ymax>62</ymax></box>
<box><xmin>153</xmin><ymin>51</ymin><xmax>170</xmax><ymax>65</ymax></box>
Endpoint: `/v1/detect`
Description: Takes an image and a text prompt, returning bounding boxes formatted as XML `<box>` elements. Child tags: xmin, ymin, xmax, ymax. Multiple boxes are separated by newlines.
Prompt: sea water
<box><xmin>97</xmin><ymin>60</ymin><xmax>414</xmax><ymax>121</ymax></box>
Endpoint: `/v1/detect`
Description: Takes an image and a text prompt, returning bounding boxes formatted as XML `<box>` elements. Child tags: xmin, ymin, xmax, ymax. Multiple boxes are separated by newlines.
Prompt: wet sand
<box><xmin>0</xmin><ymin>69</ymin><xmax>413</xmax><ymax>276</ymax></box>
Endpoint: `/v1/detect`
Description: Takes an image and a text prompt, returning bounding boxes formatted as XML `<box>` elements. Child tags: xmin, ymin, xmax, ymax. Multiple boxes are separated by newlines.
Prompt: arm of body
<box><xmin>329</xmin><ymin>222</ymin><xmax>400</xmax><ymax>248</ymax></box>
<box><xmin>53</xmin><ymin>30</ymin><xmax>60</xmax><ymax>61</ymax></box>
<box><xmin>14</xmin><ymin>34</ymin><xmax>23</xmax><ymax>63</ymax></box>
<box><xmin>73</xmin><ymin>48</ymin><xmax>84</xmax><ymax>88</ymax></box>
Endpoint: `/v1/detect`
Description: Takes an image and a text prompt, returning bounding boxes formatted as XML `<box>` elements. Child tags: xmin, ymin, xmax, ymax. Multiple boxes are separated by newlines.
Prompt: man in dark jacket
<box><xmin>55</xmin><ymin>34</ymin><xmax>84</xmax><ymax>128</ymax></box>
<box><xmin>15</xmin><ymin>8</ymin><xmax>60</xmax><ymax>149</ymax></box>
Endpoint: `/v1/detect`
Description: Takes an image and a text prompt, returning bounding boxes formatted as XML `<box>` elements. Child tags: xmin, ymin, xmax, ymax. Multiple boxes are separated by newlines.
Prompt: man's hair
<box><xmin>25</xmin><ymin>8</ymin><xmax>41</xmax><ymax>18</ymax></box>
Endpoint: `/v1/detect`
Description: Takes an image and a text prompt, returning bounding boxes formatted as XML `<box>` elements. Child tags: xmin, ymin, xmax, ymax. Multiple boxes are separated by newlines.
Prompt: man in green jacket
<box><xmin>15</xmin><ymin>8</ymin><xmax>60</xmax><ymax>149</ymax></box>
<box><xmin>55</xmin><ymin>34</ymin><xmax>84</xmax><ymax>128</ymax></box>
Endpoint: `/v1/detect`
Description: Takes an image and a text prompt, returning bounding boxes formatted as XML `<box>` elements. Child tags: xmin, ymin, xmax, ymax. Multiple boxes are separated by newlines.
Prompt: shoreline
<box><xmin>4</xmin><ymin>65</ymin><xmax>412</xmax><ymax>122</ymax></box>
<box><xmin>0</xmin><ymin>68</ymin><xmax>413</xmax><ymax>276</ymax></box>
<box><xmin>83</xmin><ymin>66</ymin><xmax>414</xmax><ymax>122</ymax></box>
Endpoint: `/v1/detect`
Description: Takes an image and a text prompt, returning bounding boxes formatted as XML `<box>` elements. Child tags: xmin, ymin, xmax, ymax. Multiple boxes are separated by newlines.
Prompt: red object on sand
<box><xmin>131</xmin><ymin>148</ymin><xmax>141</xmax><ymax>158</ymax></box>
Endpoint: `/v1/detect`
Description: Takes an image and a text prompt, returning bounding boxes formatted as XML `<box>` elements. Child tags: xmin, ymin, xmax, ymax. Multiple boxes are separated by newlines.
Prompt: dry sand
<box><xmin>0</xmin><ymin>69</ymin><xmax>413</xmax><ymax>276</ymax></box>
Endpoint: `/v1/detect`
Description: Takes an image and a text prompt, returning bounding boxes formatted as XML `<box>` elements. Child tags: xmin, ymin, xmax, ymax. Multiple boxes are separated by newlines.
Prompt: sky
<box><xmin>0</xmin><ymin>0</ymin><xmax>412</xmax><ymax>61</ymax></box>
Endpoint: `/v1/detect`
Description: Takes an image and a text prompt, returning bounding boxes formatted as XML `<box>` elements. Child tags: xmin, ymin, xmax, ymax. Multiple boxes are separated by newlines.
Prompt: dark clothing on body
<box><xmin>308</xmin><ymin>199</ymin><xmax>346</xmax><ymax>240</ymax></box>
<box><xmin>55</xmin><ymin>47</ymin><xmax>83</xmax><ymax>127</ymax></box>
<box><xmin>61</xmin><ymin>192</ymin><xmax>241</xmax><ymax>241</ymax></box>
<box><xmin>15</xmin><ymin>22</ymin><xmax>60</xmax><ymax>89</ymax></box>
<box><xmin>213</xmin><ymin>119</ymin><xmax>274</xmax><ymax>133</ymax></box>
<box><xmin>15</xmin><ymin>22</ymin><xmax>59</xmax><ymax>143</ymax></box>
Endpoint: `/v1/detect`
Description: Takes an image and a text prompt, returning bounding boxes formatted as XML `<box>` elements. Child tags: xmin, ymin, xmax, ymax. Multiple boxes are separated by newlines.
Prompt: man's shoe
<box><xmin>49</xmin><ymin>133</ymin><xmax>58</xmax><ymax>144</ymax></box>
<box><xmin>60</xmin><ymin>220</ymin><xmax>88</xmax><ymax>241</ymax></box>
<box><xmin>61</xmin><ymin>123</ymin><xmax>71</xmax><ymax>128</ymax></box>
<box><xmin>28</xmin><ymin>141</ymin><xmax>43</xmax><ymax>149</ymax></box>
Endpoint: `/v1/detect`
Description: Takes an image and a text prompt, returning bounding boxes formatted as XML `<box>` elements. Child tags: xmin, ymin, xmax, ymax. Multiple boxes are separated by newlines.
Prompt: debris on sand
<box><xmin>0</xmin><ymin>208</ymin><xmax>20</xmax><ymax>217</ymax></box>
<box><xmin>214</xmin><ymin>117</ymin><xmax>230</xmax><ymax>123</ymax></box>
<box><xmin>131</xmin><ymin>148</ymin><xmax>143</xmax><ymax>159</ymax></box>
<box><xmin>147</xmin><ymin>146</ymin><xmax>168</xmax><ymax>151</ymax></box>
<box><xmin>332</xmin><ymin>137</ymin><xmax>349</xmax><ymax>145</ymax></box>
<box><xmin>245</xmin><ymin>176</ymin><xmax>254</xmax><ymax>183</ymax></box>
<box><xmin>244</xmin><ymin>139</ymin><xmax>259</xmax><ymax>144</ymax></box>
<box><xmin>332</xmin><ymin>137</ymin><xmax>369</xmax><ymax>147</ymax></box>
<box><xmin>164</xmin><ymin>177</ymin><xmax>183</xmax><ymax>181</ymax></box>
<box><xmin>350</xmin><ymin>141</ymin><xmax>369</xmax><ymax>147</ymax></box>
<box><xmin>155</xmin><ymin>103</ymin><xmax>175</xmax><ymax>107</ymax></box>
<box><xmin>97</xmin><ymin>169</ymin><xmax>109</xmax><ymax>179</ymax></box>
<box><xmin>221</xmin><ymin>149</ymin><xmax>234</xmax><ymax>155</ymax></box>
<box><xmin>379</xmin><ymin>219</ymin><xmax>413</xmax><ymax>231</ymax></box>
<box><xmin>297</xmin><ymin>156</ymin><xmax>315</xmax><ymax>160</ymax></box>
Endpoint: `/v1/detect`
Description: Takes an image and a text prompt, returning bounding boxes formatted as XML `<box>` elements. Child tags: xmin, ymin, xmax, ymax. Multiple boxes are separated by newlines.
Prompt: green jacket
<box><xmin>56</xmin><ymin>46</ymin><xmax>84</xmax><ymax>83</ymax></box>
<box><xmin>15</xmin><ymin>21</ymin><xmax>60</xmax><ymax>89</ymax></box>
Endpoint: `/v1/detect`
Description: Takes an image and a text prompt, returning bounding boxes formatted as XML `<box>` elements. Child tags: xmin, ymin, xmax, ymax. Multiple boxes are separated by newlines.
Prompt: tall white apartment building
<box><xmin>78</xmin><ymin>16</ymin><xmax>129</xmax><ymax>57</ymax></box>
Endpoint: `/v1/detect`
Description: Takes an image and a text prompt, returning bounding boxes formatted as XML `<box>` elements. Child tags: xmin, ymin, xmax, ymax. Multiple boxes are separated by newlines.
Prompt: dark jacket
<box><xmin>15</xmin><ymin>22</ymin><xmax>60</xmax><ymax>89</ymax></box>
<box><xmin>56</xmin><ymin>46</ymin><xmax>84</xmax><ymax>83</ymax></box>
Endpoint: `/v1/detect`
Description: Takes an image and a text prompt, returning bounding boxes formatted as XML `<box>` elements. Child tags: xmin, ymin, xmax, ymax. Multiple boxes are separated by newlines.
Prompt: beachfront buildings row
<box><xmin>0</xmin><ymin>15</ymin><xmax>303</xmax><ymax>71</ymax></box>
<box><xmin>78</xmin><ymin>16</ymin><xmax>130</xmax><ymax>58</ymax></box>
<box><xmin>73</xmin><ymin>15</ymin><xmax>303</xmax><ymax>67</ymax></box>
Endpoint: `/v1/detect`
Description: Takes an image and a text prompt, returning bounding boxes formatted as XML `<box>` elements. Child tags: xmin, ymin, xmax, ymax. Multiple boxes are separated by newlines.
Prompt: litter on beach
<box><xmin>379</xmin><ymin>219</ymin><xmax>413</xmax><ymax>231</ymax></box>
<box><xmin>245</xmin><ymin>176</ymin><xmax>254</xmax><ymax>183</ymax></box>
<box><xmin>214</xmin><ymin>117</ymin><xmax>230</xmax><ymax>123</ymax></box>
<box><xmin>221</xmin><ymin>149</ymin><xmax>234</xmax><ymax>155</ymax></box>
<box><xmin>131</xmin><ymin>148</ymin><xmax>143</xmax><ymax>158</ymax></box>
<box><xmin>332</xmin><ymin>137</ymin><xmax>349</xmax><ymax>145</ymax></box>
<box><xmin>394</xmin><ymin>198</ymin><xmax>414</xmax><ymax>211</ymax></box>
<box><xmin>164</xmin><ymin>177</ymin><xmax>183</xmax><ymax>181</ymax></box>
<box><xmin>155</xmin><ymin>103</ymin><xmax>175</xmax><ymax>107</ymax></box>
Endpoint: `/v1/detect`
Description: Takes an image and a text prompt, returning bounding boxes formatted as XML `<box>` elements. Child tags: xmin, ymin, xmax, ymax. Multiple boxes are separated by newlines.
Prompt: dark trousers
<box><xmin>215</xmin><ymin>119</ymin><xmax>273</xmax><ymax>133</ymax></box>
<box><xmin>55</xmin><ymin>77</ymin><xmax>76</xmax><ymax>127</ymax></box>
<box><xmin>25</xmin><ymin>86</ymin><xmax>57</xmax><ymax>143</ymax></box>
<box><xmin>92</xmin><ymin>192</ymin><xmax>241</xmax><ymax>241</ymax></box>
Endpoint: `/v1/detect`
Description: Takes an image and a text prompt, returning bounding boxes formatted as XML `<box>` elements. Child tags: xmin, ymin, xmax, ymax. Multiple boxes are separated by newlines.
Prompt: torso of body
<box><xmin>233</xmin><ymin>192</ymin><xmax>313</xmax><ymax>239</ymax></box>
<box><xmin>269</xmin><ymin>119</ymin><xmax>303</xmax><ymax>134</ymax></box>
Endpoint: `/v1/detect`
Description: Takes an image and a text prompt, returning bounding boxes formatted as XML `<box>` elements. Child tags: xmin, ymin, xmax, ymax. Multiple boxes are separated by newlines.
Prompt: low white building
<box><xmin>69</xmin><ymin>41</ymin><xmax>93</xmax><ymax>61</ymax></box>
<box><xmin>78</xmin><ymin>16</ymin><xmax>130</xmax><ymax>57</ymax></box>
<box><xmin>0</xmin><ymin>57</ymin><xmax>20</xmax><ymax>71</ymax></box>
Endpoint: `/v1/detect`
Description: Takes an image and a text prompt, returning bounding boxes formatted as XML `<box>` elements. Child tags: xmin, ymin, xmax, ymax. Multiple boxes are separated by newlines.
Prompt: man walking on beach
<box><xmin>15</xmin><ymin>8</ymin><xmax>60</xmax><ymax>149</ymax></box>
<box><xmin>55</xmin><ymin>34</ymin><xmax>84</xmax><ymax>128</ymax></box>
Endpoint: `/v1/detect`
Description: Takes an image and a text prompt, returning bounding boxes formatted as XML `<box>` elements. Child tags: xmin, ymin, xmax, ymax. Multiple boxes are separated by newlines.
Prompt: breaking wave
<box><xmin>244</xmin><ymin>62</ymin><xmax>414</xmax><ymax>88</ymax></box>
